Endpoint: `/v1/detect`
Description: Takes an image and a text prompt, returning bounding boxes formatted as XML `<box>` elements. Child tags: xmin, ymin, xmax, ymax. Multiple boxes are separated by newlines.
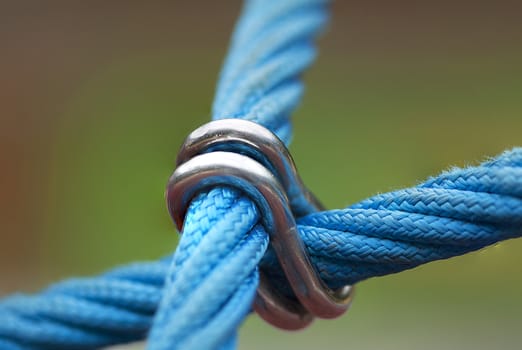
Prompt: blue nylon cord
<box><xmin>149</xmin><ymin>1</ymin><xmax>327</xmax><ymax>348</ymax></box>
<box><xmin>0</xmin><ymin>150</ymin><xmax>521</xmax><ymax>349</ymax></box>
<box><xmin>0</xmin><ymin>0</ymin><xmax>521</xmax><ymax>349</ymax></box>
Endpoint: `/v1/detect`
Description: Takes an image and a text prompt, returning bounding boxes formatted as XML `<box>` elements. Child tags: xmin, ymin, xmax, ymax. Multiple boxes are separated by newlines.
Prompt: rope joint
<box><xmin>166</xmin><ymin>119</ymin><xmax>354</xmax><ymax>330</ymax></box>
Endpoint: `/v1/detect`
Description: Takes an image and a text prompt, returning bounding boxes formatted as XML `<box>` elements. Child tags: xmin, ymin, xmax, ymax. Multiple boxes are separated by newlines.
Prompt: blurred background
<box><xmin>1</xmin><ymin>1</ymin><xmax>521</xmax><ymax>349</ymax></box>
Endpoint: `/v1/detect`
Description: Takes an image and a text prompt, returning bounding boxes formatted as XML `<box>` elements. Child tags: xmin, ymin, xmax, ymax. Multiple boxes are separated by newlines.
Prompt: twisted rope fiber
<box><xmin>0</xmin><ymin>0</ymin><xmax>520</xmax><ymax>349</ymax></box>
<box><xmin>1</xmin><ymin>149</ymin><xmax>521</xmax><ymax>349</ymax></box>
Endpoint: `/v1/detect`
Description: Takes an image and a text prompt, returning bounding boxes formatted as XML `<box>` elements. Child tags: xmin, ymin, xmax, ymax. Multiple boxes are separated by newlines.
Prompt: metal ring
<box><xmin>175</xmin><ymin>119</ymin><xmax>354</xmax><ymax>319</ymax></box>
<box><xmin>176</xmin><ymin>119</ymin><xmax>322</xmax><ymax>217</ymax></box>
<box><xmin>166</xmin><ymin>120</ymin><xmax>354</xmax><ymax>329</ymax></box>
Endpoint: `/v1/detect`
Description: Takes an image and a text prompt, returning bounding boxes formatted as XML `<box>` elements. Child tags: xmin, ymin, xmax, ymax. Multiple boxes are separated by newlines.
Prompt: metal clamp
<box><xmin>166</xmin><ymin>119</ymin><xmax>354</xmax><ymax>330</ymax></box>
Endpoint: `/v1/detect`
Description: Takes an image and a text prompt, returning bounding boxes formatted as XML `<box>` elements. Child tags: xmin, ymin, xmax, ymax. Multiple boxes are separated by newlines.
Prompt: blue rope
<box><xmin>1</xmin><ymin>150</ymin><xmax>521</xmax><ymax>349</ymax></box>
<box><xmin>1</xmin><ymin>0</ymin><xmax>520</xmax><ymax>349</ymax></box>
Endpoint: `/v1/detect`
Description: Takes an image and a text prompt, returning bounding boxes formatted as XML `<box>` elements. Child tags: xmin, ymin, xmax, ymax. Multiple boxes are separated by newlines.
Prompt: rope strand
<box><xmin>1</xmin><ymin>148</ymin><xmax>520</xmax><ymax>349</ymax></box>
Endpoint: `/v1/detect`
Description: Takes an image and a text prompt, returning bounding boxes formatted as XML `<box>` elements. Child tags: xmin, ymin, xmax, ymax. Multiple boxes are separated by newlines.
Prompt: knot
<box><xmin>166</xmin><ymin>119</ymin><xmax>354</xmax><ymax>330</ymax></box>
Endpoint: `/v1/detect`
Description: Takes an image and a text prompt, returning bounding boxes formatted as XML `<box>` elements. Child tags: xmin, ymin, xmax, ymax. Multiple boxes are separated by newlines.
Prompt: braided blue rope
<box><xmin>2</xmin><ymin>148</ymin><xmax>521</xmax><ymax>349</ymax></box>
<box><xmin>149</xmin><ymin>1</ymin><xmax>328</xmax><ymax>347</ymax></box>
<box><xmin>0</xmin><ymin>0</ymin><xmax>520</xmax><ymax>349</ymax></box>
<box><xmin>1</xmin><ymin>150</ymin><xmax>521</xmax><ymax>349</ymax></box>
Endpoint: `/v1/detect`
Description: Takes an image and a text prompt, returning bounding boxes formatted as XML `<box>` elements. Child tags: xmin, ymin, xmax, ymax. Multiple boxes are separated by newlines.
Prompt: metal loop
<box><xmin>176</xmin><ymin>119</ymin><xmax>323</xmax><ymax>218</ymax></box>
<box><xmin>166</xmin><ymin>119</ymin><xmax>354</xmax><ymax>330</ymax></box>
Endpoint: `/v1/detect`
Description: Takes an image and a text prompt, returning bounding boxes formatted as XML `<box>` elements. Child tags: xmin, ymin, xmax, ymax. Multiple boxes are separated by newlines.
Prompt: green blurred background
<box><xmin>1</xmin><ymin>1</ymin><xmax>521</xmax><ymax>349</ymax></box>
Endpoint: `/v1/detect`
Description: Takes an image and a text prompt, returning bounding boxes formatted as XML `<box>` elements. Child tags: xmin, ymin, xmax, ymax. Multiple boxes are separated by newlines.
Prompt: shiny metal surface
<box><xmin>176</xmin><ymin>119</ymin><xmax>323</xmax><ymax>217</ymax></box>
<box><xmin>166</xmin><ymin>119</ymin><xmax>354</xmax><ymax>330</ymax></box>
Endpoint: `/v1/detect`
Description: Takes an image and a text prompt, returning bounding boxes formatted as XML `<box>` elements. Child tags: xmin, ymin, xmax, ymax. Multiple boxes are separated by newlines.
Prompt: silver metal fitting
<box><xmin>166</xmin><ymin>119</ymin><xmax>354</xmax><ymax>330</ymax></box>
